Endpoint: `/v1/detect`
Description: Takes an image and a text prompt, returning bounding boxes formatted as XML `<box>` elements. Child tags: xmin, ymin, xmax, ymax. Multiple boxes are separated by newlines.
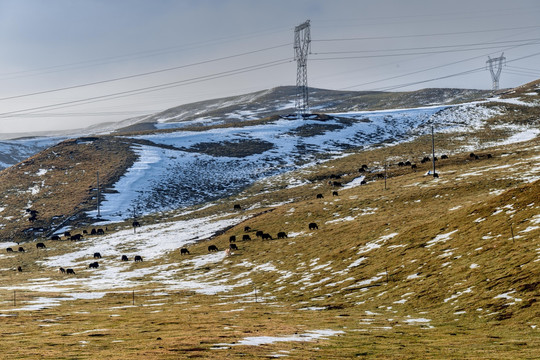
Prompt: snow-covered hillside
<box><xmin>90</xmin><ymin>102</ymin><xmax>507</xmax><ymax>223</ymax></box>
<box><xmin>0</xmin><ymin>137</ymin><xmax>61</xmax><ymax>169</ymax></box>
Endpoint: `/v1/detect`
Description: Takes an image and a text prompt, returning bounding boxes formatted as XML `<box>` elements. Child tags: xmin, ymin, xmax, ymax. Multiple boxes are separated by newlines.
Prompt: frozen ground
<box><xmin>87</xmin><ymin>102</ymin><xmax>509</xmax><ymax>222</ymax></box>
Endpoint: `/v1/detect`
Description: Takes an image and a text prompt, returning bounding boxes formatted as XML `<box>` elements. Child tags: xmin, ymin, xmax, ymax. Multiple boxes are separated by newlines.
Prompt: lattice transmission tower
<box><xmin>486</xmin><ymin>52</ymin><xmax>505</xmax><ymax>91</ymax></box>
<box><xmin>294</xmin><ymin>20</ymin><xmax>311</xmax><ymax>117</ymax></box>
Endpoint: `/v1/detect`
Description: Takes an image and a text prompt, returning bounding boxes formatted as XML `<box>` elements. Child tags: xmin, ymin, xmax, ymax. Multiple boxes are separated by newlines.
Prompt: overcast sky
<box><xmin>1</xmin><ymin>0</ymin><xmax>539</xmax><ymax>134</ymax></box>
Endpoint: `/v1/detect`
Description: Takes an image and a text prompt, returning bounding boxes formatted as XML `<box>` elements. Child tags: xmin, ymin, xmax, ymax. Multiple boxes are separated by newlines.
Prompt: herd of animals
<box><xmin>5</xmin><ymin>224</ymin><xmax>144</xmax><ymax>275</ymax></box>
<box><xmin>5</xmin><ymin>152</ymin><xmax>494</xmax><ymax>277</ymax></box>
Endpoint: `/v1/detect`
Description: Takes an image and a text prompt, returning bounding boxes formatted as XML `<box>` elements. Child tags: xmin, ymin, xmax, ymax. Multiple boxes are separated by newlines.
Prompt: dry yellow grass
<box><xmin>0</xmin><ymin>82</ymin><xmax>539</xmax><ymax>358</ymax></box>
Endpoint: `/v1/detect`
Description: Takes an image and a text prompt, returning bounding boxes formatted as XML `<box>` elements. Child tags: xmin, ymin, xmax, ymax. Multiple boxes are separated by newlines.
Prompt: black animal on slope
<box><xmin>6</xmin><ymin>247</ymin><xmax>13</xmax><ymax>252</ymax></box>
<box><xmin>17</xmin><ymin>266</ymin><xmax>22</xmax><ymax>272</ymax></box>
<box><xmin>64</xmin><ymin>231</ymin><xmax>71</xmax><ymax>238</ymax></box>
<box><xmin>277</xmin><ymin>232</ymin><xmax>288</xmax><ymax>239</ymax></box>
<box><xmin>332</xmin><ymin>191</ymin><xmax>339</xmax><ymax>196</ymax></box>
<box><xmin>70</xmin><ymin>234</ymin><xmax>83</xmax><ymax>241</ymax></box>
<box><xmin>309</xmin><ymin>222</ymin><xmax>319</xmax><ymax>230</ymax></box>
<box><xmin>134</xmin><ymin>255</ymin><xmax>143</xmax><ymax>262</ymax></box>
<box><xmin>36</xmin><ymin>242</ymin><xmax>46</xmax><ymax>249</ymax></box>
<box><xmin>51</xmin><ymin>235</ymin><xmax>61</xmax><ymax>240</ymax></box>
<box><xmin>208</xmin><ymin>245</ymin><xmax>218</xmax><ymax>252</ymax></box>
<box><xmin>66</xmin><ymin>268</ymin><xmax>75</xmax><ymax>275</ymax></box>
<box><xmin>316</xmin><ymin>193</ymin><xmax>324</xmax><ymax>199</ymax></box>
<box><xmin>229</xmin><ymin>243</ymin><xmax>238</xmax><ymax>251</ymax></box>
<box><xmin>441</xmin><ymin>154</ymin><xmax>449</xmax><ymax>159</ymax></box>
<box><xmin>180</xmin><ymin>248</ymin><xmax>190</xmax><ymax>255</ymax></box>
<box><xmin>255</xmin><ymin>230</ymin><xmax>264</xmax><ymax>238</ymax></box>
<box><xmin>93</xmin><ymin>252</ymin><xmax>101</xmax><ymax>259</ymax></box>
<box><xmin>59</xmin><ymin>267</ymin><xmax>66</xmax><ymax>274</ymax></box>
<box><xmin>244</xmin><ymin>226</ymin><xmax>251</xmax><ymax>232</ymax></box>
<box><xmin>261</xmin><ymin>233</ymin><xmax>272</xmax><ymax>240</ymax></box>
<box><xmin>18</xmin><ymin>247</ymin><xmax>25</xmax><ymax>252</ymax></box>
<box><xmin>242</xmin><ymin>234</ymin><xmax>251</xmax><ymax>241</ymax></box>
<box><xmin>89</xmin><ymin>262</ymin><xmax>99</xmax><ymax>269</ymax></box>
<box><xmin>121</xmin><ymin>255</ymin><xmax>129</xmax><ymax>261</ymax></box>
<box><xmin>229</xmin><ymin>235</ymin><xmax>236</xmax><ymax>243</ymax></box>
<box><xmin>233</xmin><ymin>204</ymin><xmax>241</xmax><ymax>211</ymax></box>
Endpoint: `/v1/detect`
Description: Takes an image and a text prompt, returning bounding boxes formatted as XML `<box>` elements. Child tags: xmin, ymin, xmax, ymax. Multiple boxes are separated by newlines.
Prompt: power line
<box><xmin>373</xmin><ymin>68</ymin><xmax>486</xmax><ymax>92</ymax></box>
<box><xmin>337</xmin><ymin>41</ymin><xmax>540</xmax><ymax>91</ymax></box>
<box><xmin>0</xmin><ymin>58</ymin><xmax>292</xmax><ymax>118</ymax></box>
<box><xmin>311</xmin><ymin>38</ymin><xmax>540</xmax><ymax>56</ymax></box>
<box><xmin>0</xmin><ymin>43</ymin><xmax>292</xmax><ymax>102</ymax></box>
<box><xmin>365</xmin><ymin>51</ymin><xmax>540</xmax><ymax>92</ymax></box>
<box><xmin>311</xmin><ymin>43</ymin><xmax>538</xmax><ymax>60</ymax></box>
<box><xmin>312</xmin><ymin>25</ymin><xmax>540</xmax><ymax>42</ymax></box>
<box><xmin>0</xmin><ymin>26</ymin><xmax>290</xmax><ymax>80</ymax></box>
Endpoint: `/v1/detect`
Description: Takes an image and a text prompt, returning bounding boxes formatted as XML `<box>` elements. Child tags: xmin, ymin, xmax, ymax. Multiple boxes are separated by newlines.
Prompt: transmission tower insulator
<box><xmin>294</xmin><ymin>20</ymin><xmax>311</xmax><ymax>117</ymax></box>
<box><xmin>486</xmin><ymin>52</ymin><xmax>505</xmax><ymax>91</ymax></box>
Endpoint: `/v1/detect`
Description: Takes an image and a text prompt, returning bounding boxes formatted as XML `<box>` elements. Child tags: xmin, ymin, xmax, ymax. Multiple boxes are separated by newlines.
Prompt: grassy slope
<box><xmin>0</xmin><ymin>82</ymin><xmax>538</xmax><ymax>359</ymax></box>
<box><xmin>0</xmin><ymin>136</ymin><xmax>137</xmax><ymax>241</ymax></box>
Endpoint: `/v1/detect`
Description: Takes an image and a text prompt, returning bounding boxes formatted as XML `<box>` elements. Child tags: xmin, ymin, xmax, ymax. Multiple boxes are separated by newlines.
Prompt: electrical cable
<box><xmin>0</xmin><ymin>43</ymin><xmax>292</xmax><ymax>102</ymax></box>
<box><xmin>312</xmin><ymin>25</ymin><xmax>540</xmax><ymax>42</ymax></box>
<box><xmin>0</xmin><ymin>58</ymin><xmax>292</xmax><ymax>118</ymax></box>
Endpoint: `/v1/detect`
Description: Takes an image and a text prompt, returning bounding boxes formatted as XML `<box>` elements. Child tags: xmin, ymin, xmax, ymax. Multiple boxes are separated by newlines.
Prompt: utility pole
<box><xmin>294</xmin><ymin>20</ymin><xmax>311</xmax><ymax>117</ymax></box>
<box><xmin>486</xmin><ymin>53</ymin><xmax>505</xmax><ymax>91</ymax></box>
<box><xmin>384</xmin><ymin>162</ymin><xmax>387</xmax><ymax>190</ymax></box>
<box><xmin>96</xmin><ymin>171</ymin><xmax>101</xmax><ymax>218</ymax></box>
<box><xmin>431</xmin><ymin>125</ymin><xmax>437</xmax><ymax>178</ymax></box>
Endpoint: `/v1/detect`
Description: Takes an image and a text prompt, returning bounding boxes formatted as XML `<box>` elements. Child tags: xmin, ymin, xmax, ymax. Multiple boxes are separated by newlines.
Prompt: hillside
<box><xmin>0</xmin><ymin>86</ymin><xmax>492</xmax><ymax>171</ymax></box>
<box><xmin>115</xmin><ymin>86</ymin><xmax>492</xmax><ymax>132</ymax></box>
<box><xmin>0</xmin><ymin>80</ymin><xmax>538</xmax><ymax>358</ymax></box>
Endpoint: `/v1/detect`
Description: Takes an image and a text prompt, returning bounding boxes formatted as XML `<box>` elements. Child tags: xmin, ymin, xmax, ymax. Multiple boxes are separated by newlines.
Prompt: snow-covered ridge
<box><xmin>89</xmin><ymin>102</ymin><xmax>513</xmax><ymax>222</ymax></box>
